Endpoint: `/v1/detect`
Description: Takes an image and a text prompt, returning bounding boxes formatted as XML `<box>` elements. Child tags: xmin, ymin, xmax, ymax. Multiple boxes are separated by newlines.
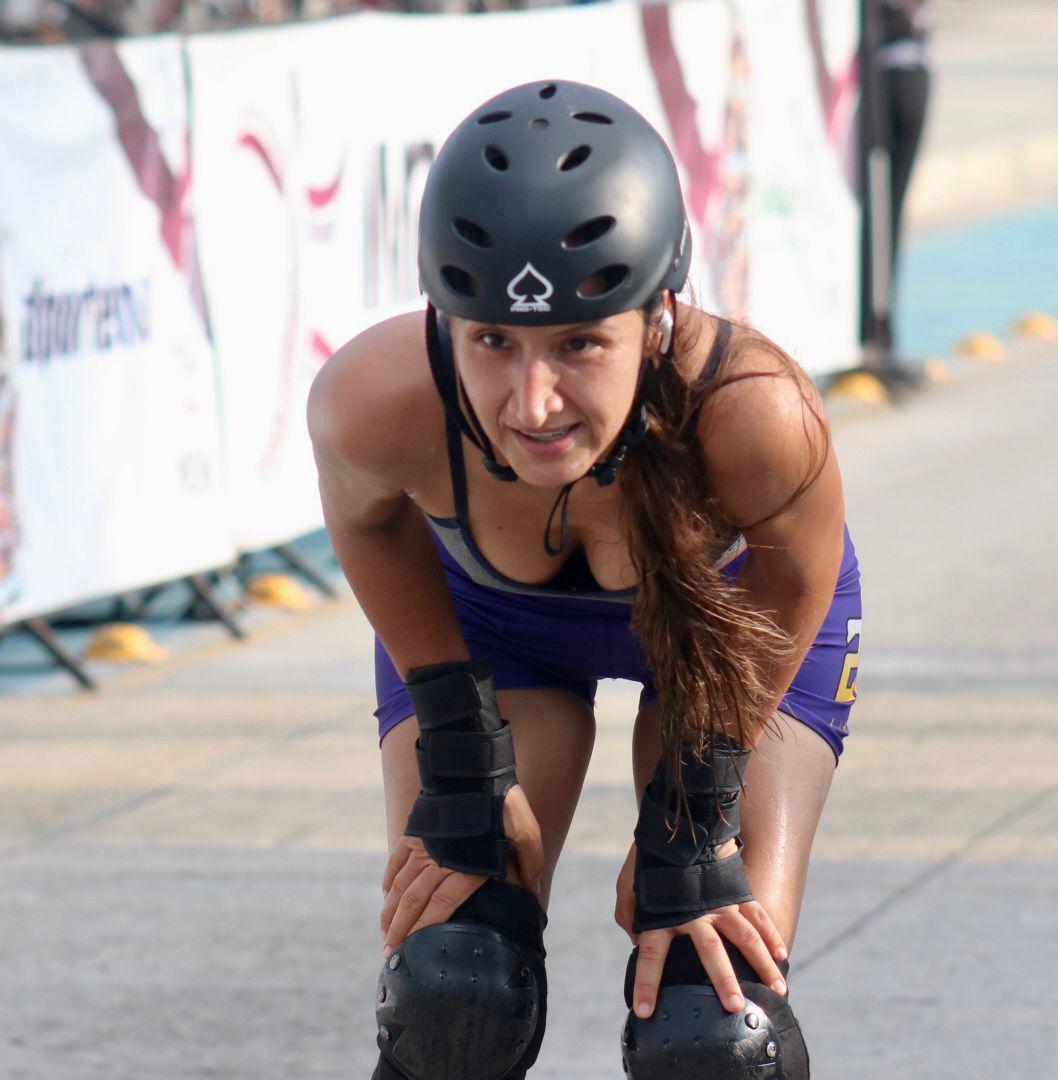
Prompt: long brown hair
<box><xmin>620</xmin><ymin>296</ymin><xmax>828</xmax><ymax>816</ymax></box>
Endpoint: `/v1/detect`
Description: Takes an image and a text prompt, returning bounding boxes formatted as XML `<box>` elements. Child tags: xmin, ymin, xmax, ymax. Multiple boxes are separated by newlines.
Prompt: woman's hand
<box><xmin>381</xmin><ymin>783</ymin><xmax>545</xmax><ymax>957</ymax></box>
<box><xmin>614</xmin><ymin>840</ymin><xmax>789</xmax><ymax>1017</ymax></box>
<box><xmin>614</xmin><ymin>839</ymin><xmax>639</xmax><ymax>942</ymax></box>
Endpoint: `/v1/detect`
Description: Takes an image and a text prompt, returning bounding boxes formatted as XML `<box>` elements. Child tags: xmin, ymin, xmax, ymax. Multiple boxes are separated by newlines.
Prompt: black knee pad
<box><xmin>621</xmin><ymin>937</ymin><xmax>809</xmax><ymax>1079</ymax></box>
<box><xmin>374</xmin><ymin>879</ymin><xmax>547</xmax><ymax>1080</ymax></box>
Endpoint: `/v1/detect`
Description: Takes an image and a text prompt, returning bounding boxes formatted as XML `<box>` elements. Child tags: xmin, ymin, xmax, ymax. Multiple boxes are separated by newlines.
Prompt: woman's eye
<box><xmin>566</xmin><ymin>337</ymin><xmax>598</xmax><ymax>353</ymax></box>
<box><xmin>480</xmin><ymin>333</ymin><xmax>508</xmax><ymax>349</ymax></box>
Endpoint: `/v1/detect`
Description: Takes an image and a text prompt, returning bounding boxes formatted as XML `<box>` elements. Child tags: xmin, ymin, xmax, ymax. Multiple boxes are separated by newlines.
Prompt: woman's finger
<box><xmin>614</xmin><ymin>844</ymin><xmax>637</xmax><ymax>940</ymax></box>
<box><xmin>407</xmin><ymin>873</ymin><xmax>485</xmax><ymax>938</ymax></box>
<box><xmin>687</xmin><ymin>921</ymin><xmax>745</xmax><ymax>1013</ymax></box>
<box><xmin>716</xmin><ymin>912</ymin><xmax>787</xmax><ymax>997</ymax></box>
<box><xmin>614</xmin><ymin>888</ymin><xmax>634</xmax><ymax>938</ymax></box>
<box><xmin>381</xmin><ymin>838</ymin><xmax>413</xmax><ymax>895</ymax></box>
<box><xmin>630</xmin><ymin>930</ymin><xmax>673</xmax><ymax>1019</ymax></box>
<box><xmin>380</xmin><ymin>857</ymin><xmax>429</xmax><ymax>937</ymax></box>
<box><xmin>741</xmin><ymin>902</ymin><xmax>789</xmax><ymax>962</ymax></box>
<box><xmin>504</xmin><ymin>785</ymin><xmax>545</xmax><ymax>892</ymax></box>
<box><xmin>383</xmin><ymin>864</ymin><xmax>447</xmax><ymax>954</ymax></box>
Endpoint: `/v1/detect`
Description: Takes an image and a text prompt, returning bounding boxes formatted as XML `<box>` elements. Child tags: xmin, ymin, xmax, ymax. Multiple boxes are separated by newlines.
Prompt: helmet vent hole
<box><xmin>572</xmin><ymin>111</ymin><xmax>613</xmax><ymax>125</ymax></box>
<box><xmin>441</xmin><ymin>266</ymin><xmax>483</xmax><ymax>298</ymax></box>
<box><xmin>558</xmin><ymin>145</ymin><xmax>592</xmax><ymax>172</ymax></box>
<box><xmin>478</xmin><ymin>111</ymin><xmax>512</xmax><ymax>125</ymax></box>
<box><xmin>452</xmin><ymin>218</ymin><xmax>493</xmax><ymax>249</ymax></box>
<box><xmin>531</xmin><ymin>118</ymin><xmax>549</xmax><ymax>130</ymax></box>
<box><xmin>539</xmin><ymin>84</ymin><xmax>557</xmax><ymax>99</ymax></box>
<box><xmin>577</xmin><ymin>265</ymin><xmax>629</xmax><ymax>299</ymax></box>
<box><xmin>483</xmin><ymin>145</ymin><xmax>509</xmax><ymax>171</ymax></box>
<box><xmin>563</xmin><ymin>216</ymin><xmax>615</xmax><ymax>249</ymax></box>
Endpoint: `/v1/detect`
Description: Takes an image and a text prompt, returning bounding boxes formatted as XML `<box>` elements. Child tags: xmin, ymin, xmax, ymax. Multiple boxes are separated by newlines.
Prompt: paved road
<box><xmin>907</xmin><ymin>0</ymin><xmax>1058</xmax><ymax>228</ymax></box>
<box><xmin>2</xmin><ymin>345</ymin><xmax>1056</xmax><ymax>1079</ymax></box>
<box><xmin>926</xmin><ymin>0</ymin><xmax>1058</xmax><ymax>160</ymax></box>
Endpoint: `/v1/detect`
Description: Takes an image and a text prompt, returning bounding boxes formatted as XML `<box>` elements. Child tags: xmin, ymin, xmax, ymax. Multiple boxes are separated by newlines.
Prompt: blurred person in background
<box><xmin>875</xmin><ymin>0</ymin><xmax>932</xmax><ymax>362</ymax></box>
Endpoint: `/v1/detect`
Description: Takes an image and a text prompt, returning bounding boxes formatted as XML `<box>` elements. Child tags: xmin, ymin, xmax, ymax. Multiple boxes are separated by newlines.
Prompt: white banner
<box><xmin>0</xmin><ymin>37</ymin><xmax>233</xmax><ymax>625</ymax></box>
<box><xmin>188</xmin><ymin>0</ymin><xmax>859</xmax><ymax>552</ymax></box>
<box><xmin>0</xmin><ymin>2</ymin><xmax>858</xmax><ymax>625</ymax></box>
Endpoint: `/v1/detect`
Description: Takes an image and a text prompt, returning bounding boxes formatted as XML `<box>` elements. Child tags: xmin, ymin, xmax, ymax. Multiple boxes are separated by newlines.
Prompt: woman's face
<box><xmin>450</xmin><ymin>309</ymin><xmax>653</xmax><ymax>488</ymax></box>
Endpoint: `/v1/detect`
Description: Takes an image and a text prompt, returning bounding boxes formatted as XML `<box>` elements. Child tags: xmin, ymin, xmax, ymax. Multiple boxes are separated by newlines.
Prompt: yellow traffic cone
<box><xmin>954</xmin><ymin>332</ymin><xmax>1004</xmax><ymax>362</ymax></box>
<box><xmin>83</xmin><ymin>623</ymin><xmax>168</xmax><ymax>664</ymax></box>
<box><xmin>245</xmin><ymin>573</ymin><xmax>312</xmax><ymax>612</ymax></box>
<box><xmin>825</xmin><ymin>371</ymin><xmax>890</xmax><ymax>406</ymax></box>
<box><xmin>1009</xmin><ymin>311</ymin><xmax>1058</xmax><ymax>341</ymax></box>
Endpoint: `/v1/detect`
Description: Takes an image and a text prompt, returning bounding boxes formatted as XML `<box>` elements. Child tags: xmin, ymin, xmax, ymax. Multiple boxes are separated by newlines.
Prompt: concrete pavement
<box><xmin>906</xmin><ymin>0</ymin><xmax>1058</xmax><ymax>229</ymax></box>
<box><xmin>3</xmin><ymin>344</ymin><xmax>1057</xmax><ymax>1078</ymax></box>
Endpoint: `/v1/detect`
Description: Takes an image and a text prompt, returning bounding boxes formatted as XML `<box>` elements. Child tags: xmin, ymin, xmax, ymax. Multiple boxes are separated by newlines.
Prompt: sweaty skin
<box><xmin>308</xmin><ymin>300</ymin><xmax>846</xmax><ymax>1017</ymax></box>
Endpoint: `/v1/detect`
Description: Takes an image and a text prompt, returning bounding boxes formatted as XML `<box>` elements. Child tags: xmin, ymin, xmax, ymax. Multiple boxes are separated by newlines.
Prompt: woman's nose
<box><xmin>510</xmin><ymin>358</ymin><xmax>563</xmax><ymax>428</ymax></box>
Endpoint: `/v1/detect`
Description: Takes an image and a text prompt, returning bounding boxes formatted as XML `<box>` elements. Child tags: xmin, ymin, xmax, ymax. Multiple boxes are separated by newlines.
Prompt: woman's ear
<box><xmin>657</xmin><ymin>309</ymin><xmax>674</xmax><ymax>356</ymax></box>
<box><xmin>645</xmin><ymin>294</ymin><xmax>676</xmax><ymax>361</ymax></box>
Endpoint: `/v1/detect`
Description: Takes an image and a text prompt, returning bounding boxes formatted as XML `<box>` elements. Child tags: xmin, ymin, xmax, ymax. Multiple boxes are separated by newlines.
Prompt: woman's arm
<box><xmin>308</xmin><ymin>318</ymin><xmax>545</xmax><ymax>924</ymax></box>
<box><xmin>307</xmin><ymin>319</ymin><xmax>468</xmax><ymax>676</ymax></box>
<box><xmin>700</xmin><ymin>345</ymin><xmax>846</xmax><ymax>724</ymax></box>
<box><xmin>621</xmin><ymin>346</ymin><xmax>841</xmax><ymax>1023</ymax></box>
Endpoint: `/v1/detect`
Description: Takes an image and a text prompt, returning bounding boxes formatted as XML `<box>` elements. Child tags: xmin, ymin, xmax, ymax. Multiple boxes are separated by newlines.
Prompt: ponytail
<box><xmin>620</xmin><ymin>301</ymin><xmax>825</xmax><ymax>815</ymax></box>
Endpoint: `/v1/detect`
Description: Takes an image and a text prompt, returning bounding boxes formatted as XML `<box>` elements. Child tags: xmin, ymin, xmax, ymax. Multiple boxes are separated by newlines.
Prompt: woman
<box><xmin>309</xmin><ymin>80</ymin><xmax>860</xmax><ymax>1079</ymax></box>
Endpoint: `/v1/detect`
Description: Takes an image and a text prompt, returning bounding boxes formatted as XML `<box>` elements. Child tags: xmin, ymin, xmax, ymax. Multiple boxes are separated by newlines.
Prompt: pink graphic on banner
<box><xmin>236</xmin><ymin>123</ymin><xmax>302</xmax><ymax>474</ymax></box>
<box><xmin>238</xmin><ymin>132</ymin><xmax>284</xmax><ymax>191</ymax></box>
<box><xmin>78</xmin><ymin>42</ymin><xmax>212</xmax><ymax>340</ymax></box>
<box><xmin>804</xmin><ymin>0</ymin><xmax>859</xmax><ymax>187</ymax></box>
<box><xmin>309</xmin><ymin>331</ymin><xmax>335</xmax><ymax>363</ymax></box>
<box><xmin>641</xmin><ymin>4</ymin><xmax>721</xmax><ymax>236</ymax></box>
<box><xmin>641</xmin><ymin>3</ymin><xmax>750</xmax><ymax>318</ymax></box>
<box><xmin>237</xmin><ymin>100</ymin><xmax>342</xmax><ymax>473</ymax></box>
<box><xmin>308</xmin><ymin>169</ymin><xmax>344</xmax><ymax>209</ymax></box>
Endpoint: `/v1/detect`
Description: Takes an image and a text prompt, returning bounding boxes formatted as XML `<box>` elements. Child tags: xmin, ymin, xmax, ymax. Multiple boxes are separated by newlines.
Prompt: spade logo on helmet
<box><xmin>507</xmin><ymin>263</ymin><xmax>554</xmax><ymax>313</ymax></box>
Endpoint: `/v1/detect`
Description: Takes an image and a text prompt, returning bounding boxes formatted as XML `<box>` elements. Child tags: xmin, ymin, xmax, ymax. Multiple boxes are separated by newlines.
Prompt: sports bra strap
<box><xmin>704</xmin><ymin>317</ymin><xmax>733</xmax><ymax>379</ymax></box>
<box><xmin>688</xmin><ymin>316</ymin><xmax>732</xmax><ymax>429</ymax></box>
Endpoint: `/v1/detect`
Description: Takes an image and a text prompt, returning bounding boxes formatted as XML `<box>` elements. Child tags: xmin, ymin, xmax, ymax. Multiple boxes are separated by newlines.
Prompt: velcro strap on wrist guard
<box><xmin>677</xmin><ymin>741</ymin><xmax>745</xmax><ymax>797</ymax></box>
<box><xmin>634</xmin><ymin>847</ymin><xmax>754</xmax><ymax>929</ymax></box>
<box><xmin>403</xmin><ymin>661</ymin><xmax>518</xmax><ymax>879</ymax></box>
<box><xmin>634</xmin><ymin>787</ymin><xmax>741</xmax><ymax>864</ymax></box>
<box><xmin>406</xmin><ymin>661</ymin><xmax>502</xmax><ymax>731</ymax></box>
<box><xmin>633</xmin><ymin>739</ymin><xmax>753</xmax><ymax>933</ymax></box>
<box><xmin>405</xmin><ymin>791</ymin><xmax>495</xmax><ymax>837</ymax></box>
<box><xmin>415</xmin><ymin>726</ymin><xmax>516</xmax><ymax>779</ymax></box>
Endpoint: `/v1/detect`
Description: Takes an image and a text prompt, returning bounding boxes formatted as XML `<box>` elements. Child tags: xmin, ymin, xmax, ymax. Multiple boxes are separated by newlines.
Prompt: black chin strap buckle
<box><xmin>482</xmin><ymin>457</ymin><xmax>518</xmax><ymax>483</ymax></box>
<box><xmin>588</xmin><ymin>403</ymin><xmax>649</xmax><ymax>488</ymax></box>
<box><xmin>625</xmin><ymin>402</ymin><xmax>651</xmax><ymax>446</ymax></box>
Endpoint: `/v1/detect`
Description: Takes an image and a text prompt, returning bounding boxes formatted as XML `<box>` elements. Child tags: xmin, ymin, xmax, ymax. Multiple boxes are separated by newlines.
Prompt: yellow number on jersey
<box><xmin>836</xmin><ymin>617</ymin><xmax>862</xmax><ymax>704</ymax></box>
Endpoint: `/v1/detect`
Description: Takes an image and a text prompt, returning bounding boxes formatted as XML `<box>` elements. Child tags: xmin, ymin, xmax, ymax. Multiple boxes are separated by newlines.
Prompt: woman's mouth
<box><xmin>512</xmin><ymin>423</ymin><xmax>580</xmax><ymax>455</ymax></box>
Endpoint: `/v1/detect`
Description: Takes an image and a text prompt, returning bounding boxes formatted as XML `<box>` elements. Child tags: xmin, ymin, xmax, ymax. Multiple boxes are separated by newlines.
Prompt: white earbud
<box><xmin>657</xmin><ymin>309</ymin><xmax>674</xmax><ymax>355</ymax></box>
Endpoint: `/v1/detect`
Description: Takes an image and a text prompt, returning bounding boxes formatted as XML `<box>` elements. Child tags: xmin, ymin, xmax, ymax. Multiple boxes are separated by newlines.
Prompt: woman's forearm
<box><xmin>324</xmin><ymin>497</ymin><xmax>469</xmax><ymax>677</ymax></box>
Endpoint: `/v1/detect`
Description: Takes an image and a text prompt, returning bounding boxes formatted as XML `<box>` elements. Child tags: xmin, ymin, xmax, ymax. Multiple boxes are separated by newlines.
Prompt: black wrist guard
<box><xmin>403</xmin><ymin>660</ymin><xmax>518</xmax><ymax>878</ymax></box>
<box><xmin>632</xmin><ymin>738</ymin><xmax>754</xmax><ymax>932</ymax></box>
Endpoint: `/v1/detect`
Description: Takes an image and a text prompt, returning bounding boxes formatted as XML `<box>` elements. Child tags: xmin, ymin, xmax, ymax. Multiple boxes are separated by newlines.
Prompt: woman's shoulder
<box><xmin>685</xmin><ymin>311</ymin><xmax>821</xmax><ymax>429</ymax></box>
<box><xmin>306</xmin><ymin>309</ymin><xmax>444</xmax><ymax>483</ymax></box>
<box><xmin>689</xmin><ymin>315</ymin><xmax>830</xmax><ymax>526</ymax></box>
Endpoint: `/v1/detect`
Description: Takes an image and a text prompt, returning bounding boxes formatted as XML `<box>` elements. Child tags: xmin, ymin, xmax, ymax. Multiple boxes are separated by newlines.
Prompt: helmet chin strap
<box><xmin>425</xmin><ymin>304</ymin><xmax>656</xmax><ymax>556</ymax></box>
<box><xmin>426</xmin><ymin>304</ymin><xmax>518</xmax><ymax>481</ymax></box>
<box><xmin>543</xmin><ymin>384</ymin><xmax>650</xmax><ymax>556</ymax></box>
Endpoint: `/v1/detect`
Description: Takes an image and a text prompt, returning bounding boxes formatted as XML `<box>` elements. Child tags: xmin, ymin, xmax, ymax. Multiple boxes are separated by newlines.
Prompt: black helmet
<box><xmin>419</xmin><ymin>80</ymin><xmax>690</xmax><ymax>324</ymax></box>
